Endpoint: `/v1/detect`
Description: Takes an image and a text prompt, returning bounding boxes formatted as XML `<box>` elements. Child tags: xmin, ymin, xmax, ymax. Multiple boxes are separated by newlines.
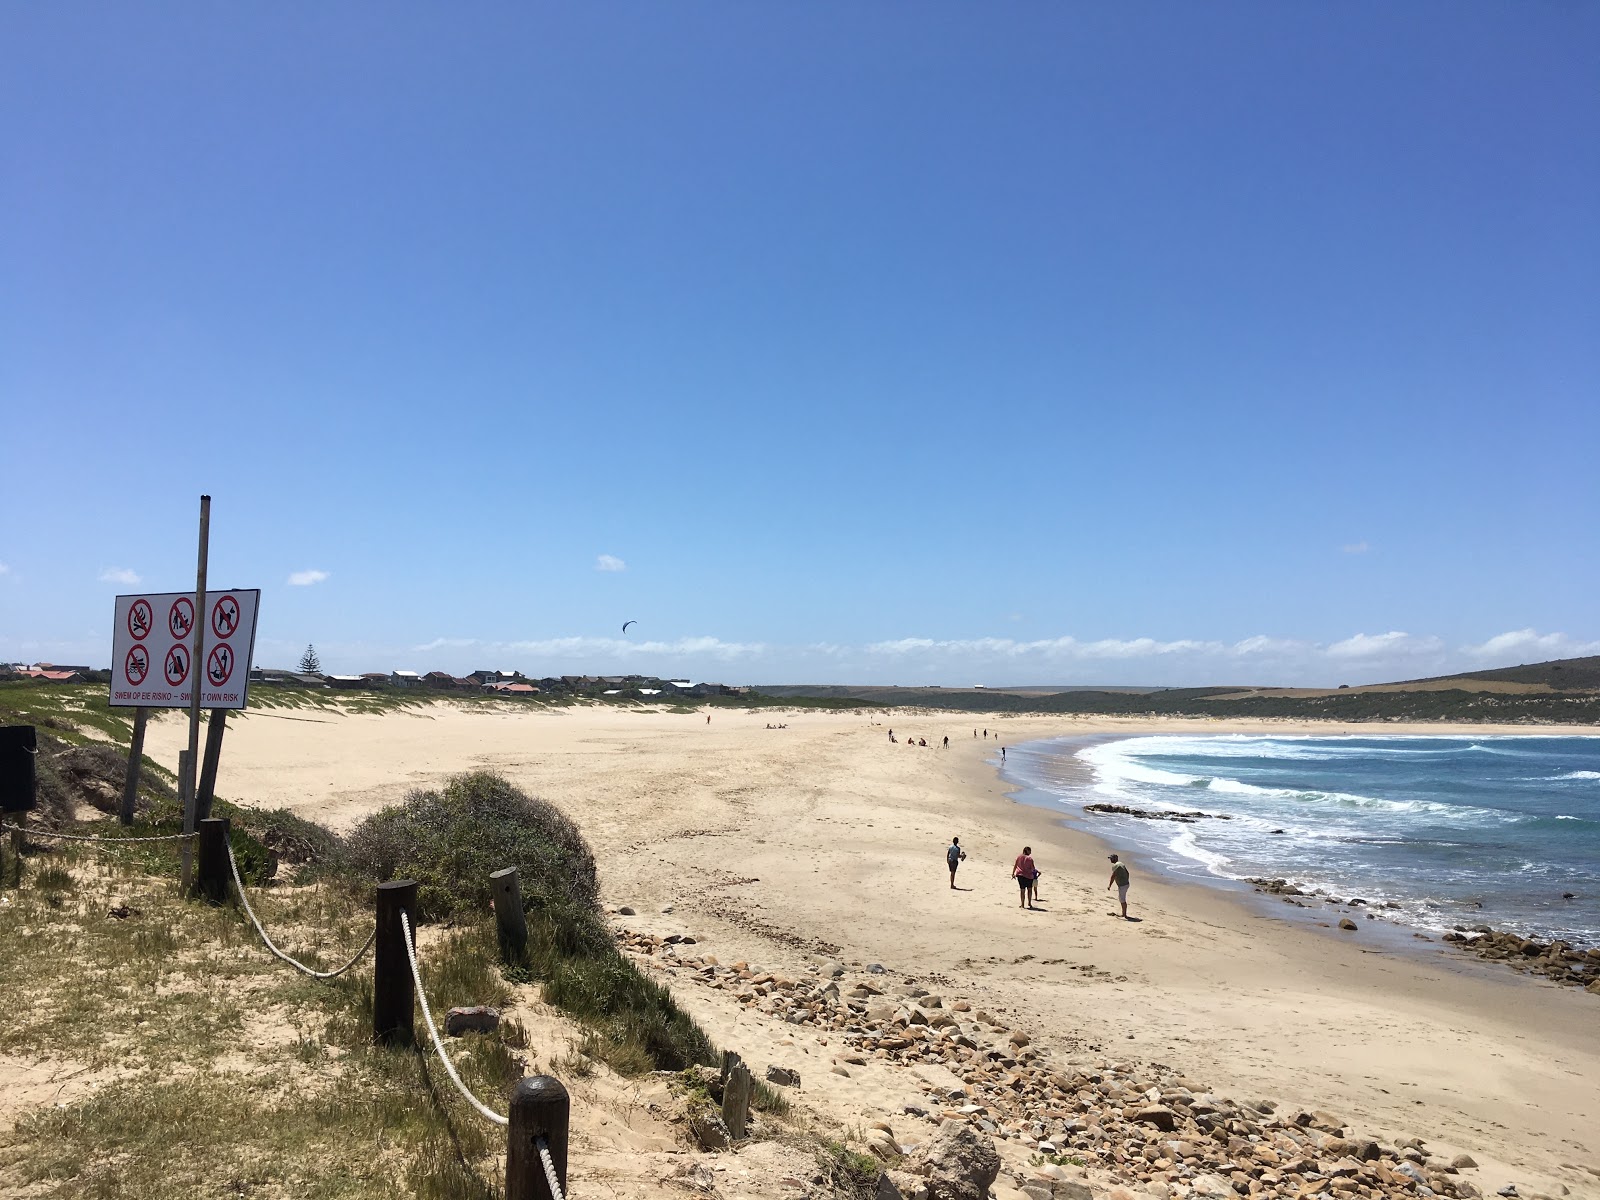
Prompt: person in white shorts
<box><xmin>1107</xmin><ymin>854</ymin><xmax>1131</xmax><ymax>919</ymax></box>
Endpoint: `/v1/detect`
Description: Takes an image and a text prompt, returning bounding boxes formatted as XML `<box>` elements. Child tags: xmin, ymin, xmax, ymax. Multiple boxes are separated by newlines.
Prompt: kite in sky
<box><xmin>621</xmin><ymin>620</ymin><xmax>637</xmax><ymax>634</ymax></box>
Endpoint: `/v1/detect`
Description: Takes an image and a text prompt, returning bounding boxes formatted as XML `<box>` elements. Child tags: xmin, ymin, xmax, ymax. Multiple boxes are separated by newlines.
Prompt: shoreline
<box><xmin>141</xmin><ymin>703</ymin><xmax>1600</xmax><ymax>1195</ymax></box>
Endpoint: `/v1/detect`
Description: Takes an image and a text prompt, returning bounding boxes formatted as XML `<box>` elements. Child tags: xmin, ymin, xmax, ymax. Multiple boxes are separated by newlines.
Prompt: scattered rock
<box><xmin>617</xmin><ymin>905</ymin><xmax>635</xmax><ymax>916</ymax></box>
<box><xmin>1133</xmin><ymin>1105</ymin><xmax>1177</xmax><ymax>1132</ymax></box>
<box><xmin>765</xmin><ymin>1065</ymin><xmax>801</xmax><ymax>1088</ymax></box>
<box><xmin>1339</xmin><ymin>918</ymin><xmax>1359</xmax><ymax>932</ymax></box>
<box><xmin>1452</xmin><ymin>1154</ymin><xmax>1479</xmax><ymax>1169</ymax></box>
<box><xmin>689</xmin><ymin>1111</ymin><xmax>729</xmax><ymax>1151</ymax></box>
<box><xmin>909</xmin><ymin>1122</ymin><xmax>1001</xmax><ymax>1200</ymax></box>
<box><xmin>443</xmin><ymin>1006</ymin><xmax>499</xmax><ymax>1036</ymax></box>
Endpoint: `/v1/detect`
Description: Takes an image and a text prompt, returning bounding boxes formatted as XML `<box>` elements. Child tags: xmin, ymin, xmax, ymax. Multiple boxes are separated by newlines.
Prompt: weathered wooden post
<box><xmin>719</xmin><ymin>1049</ymin><xmax>742</xmax><ymax>1093</ymax></box>
<box><xmin>195</xmin><ymin>817</ymin><xmax>230</xmax><ymax>904</ymax></box>
<box><xmin>119</xmin><ymin>707</ymin><xmax>148</xmax><ymax>826</ymax></box>
<box><xmin>196</xmin><ymin>708</ymin><xmax>227</xmax><ymax>822</ymax></box>
<box><xmin>721</xmin><ymin>1062</ymin><xmax>753</xmax><ymax>1140</ymax></box>
<box><xmin>490</xmin><ymin>867</ymin><xmax>529</xmax><ymax>961</ymax></box>
<box><xmin>1</xmin><ymin>726</ymin><xmax>38</xmax><ymax>867</ymax></box>
<box><xmin>507</xmin><ymin>1075</ymin><xmax>569</xmax><ymax>1200</ymax></box>
<box><xmin>373</xmin><ymin>879</ymin><xmax>419</xmax><ymax>1046</ymax></box>
<box><xmin>178</xmin><ymin>748</ymin><xmax>196</xmax><ymax>888</ymax></box>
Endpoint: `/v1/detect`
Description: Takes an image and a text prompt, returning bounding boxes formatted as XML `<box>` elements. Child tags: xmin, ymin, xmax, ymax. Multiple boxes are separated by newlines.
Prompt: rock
<box><xmin>832</xmin><ymin>1066</ymin><xmax>851</xmax><ymax>1077</ymax></box>
<box><xmin>443</xmin><ymin>1006</ymin><xmax>500</xmax><ymax>1036</ymax></box>
<box><xmin>1188</xmin><ymin>1174</ymin><xmax>1233</xmax><ymax>1197</ymax></box>
<box><xmin>887</xmin><ymin>1171</ymin><xmax>929</xmax><ymax>1200</ymax></box>
<box><xmin>765</xmin><ymin>1065</ymin><xmax>801</xmax><ymax>1087</ymax></box>
<box><xmin>661</xmin><ymin>904</ymin><xmax>674</xmax><ymax>913</ymax></box>
<box><xmin>689</xmin><ymin>1111</ymin><xmax>729</xmax><ymax>1150</ymax></box>
<box><xmin>868</xmin><ymin>963</ymin><xmax>888</xmax><ymax>974</ymax></box>
<box><xmin>1134</xmin><ymin>1105</ymin><xmax>1178</xmax><ymax>1132</ymax></box>
<box><xmin>908</xmin><ymin>1121</ymin><xmax>1001</xmax><ymax>1200</ymax></box>
<box><xmin>1008</xmin><ymin>1032</ymin><xmax>1030</xmax><ymax>1048</ymax></box>
<box><xmin>1052</xmin><ymin>1185</ymin><xmax>1093</xmax><ymax>1200</ymax></box>
<box><xmin>617</xmin><ymin>905</ymin><xmax>636</xmax><ymax>916</ymax></box>
<box><xmin>1339</xmin><ymin>918</ymin><xmax>1359</xmax><ymax>931</ymax></box>
<box><xmin>1021</xmin><ymin>1187</ymin><xmax>1053</xmax><ymax>1200</ymax></box>
<box><xmin>1456</xmin><ymin>1183</ymin><xmax>1482</xmax><ymax>1199</ymax></box>
<box><xmin>867</xmin><ymin>1129</ymin><xmax>902</xmax><ymax>1160</ymax></box>
<box><xmin>822</xmin><ymin>960</ymin><xmax>846</xmax><ymax>978</ymax></box>
<box><xmin>1451</xmin><ymin>1154</ymin><xmax>1479</xmax><ymax>1170</ymax></box>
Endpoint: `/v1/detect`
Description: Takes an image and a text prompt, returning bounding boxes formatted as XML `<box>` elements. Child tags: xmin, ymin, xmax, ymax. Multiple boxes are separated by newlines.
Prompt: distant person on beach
<box><xmin>1001</xmin><ymin>746</ymin><xmax>1006</xmax><ymax>761</ymax></box>
<box><xmin>1107</xmin><ymin>854</ymin><xmax>1131</xmax><ymax>919</ymax></box>
<box><xmin>1012</xmin><ymin>846</ymin><xmax>1038</xmax><ymax>909</ymax></box>
<box><xmin>947</xmin><ymin>836</ymin><xmax>967</xmax><ymax>888</ymax></box>
<box><xmin>919</xmin><ymin>737</ymin><xmax>927</xmax><ymax>747</ymax></box>
<box><xmin>942</xmin><ymin>736</ymin><xmax>949</xmax><ymax>748</ymax></box>
<box><xmin>888</xmin><ymin>729</ymin><xmax>894</xmax><ymax>741</ymax></box>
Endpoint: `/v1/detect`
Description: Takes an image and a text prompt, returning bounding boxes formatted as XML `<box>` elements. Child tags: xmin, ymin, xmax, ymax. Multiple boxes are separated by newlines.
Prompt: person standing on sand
<box><xmin>1107</xmin><ymin>854</ymin><xmax>1131</xmax><ymax>919</ymax></box>
<box><xmin>1012</xmin><ymin>846</ymin><xmax>1038</xmax><ymax>909</ymax></box>
<box><xmin>947</xmin><ymin>836</ymin><xmax>967</xmax><ymax>888</ymax></box>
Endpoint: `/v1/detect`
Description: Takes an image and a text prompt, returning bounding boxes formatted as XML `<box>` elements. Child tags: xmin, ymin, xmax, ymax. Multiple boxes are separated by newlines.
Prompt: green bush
<box><xmin>344</xmin><ymin>772</ymin><xmax>597</xmax><ymax>920</ymax></box>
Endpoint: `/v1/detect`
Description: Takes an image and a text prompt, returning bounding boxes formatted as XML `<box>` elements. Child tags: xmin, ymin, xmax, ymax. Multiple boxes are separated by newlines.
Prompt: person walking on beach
<box><xmin>1012</xmin><ymin>846</ymin><xmax>1038</xmax><ymax>909</ymax></box>
<box><xmin>946</xmin><ymin>836</ymin><xmax>967</xmax><ymax>888</ymax></box>
<box><xmin>1107</xmin><ymin>854</ymin><xmax>1131</xmax><ymax>919</ymax></box>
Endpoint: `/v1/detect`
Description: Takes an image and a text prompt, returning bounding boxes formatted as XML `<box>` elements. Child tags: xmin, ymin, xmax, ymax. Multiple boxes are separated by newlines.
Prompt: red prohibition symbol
<box><xmin>125</xmin><ymin>645</ymin><xmax>150</xmax><ymax>686</ymax></box>
<box><xmin>211</xmin><ymin>594</ymin><xmax>241</xmax><ymax>639</ymax></box>
<box><xmin>169</xmin><ymin>597</ymin><xmax>195</xmax><ymax>640</ymax></box>
<box><xmin>207</xmin><ymin>643</ymin><xmax>235</xmax><ymax>687</ymax></box>
<box><xmin>164</xmin><ymin>643</ymin><xmax>190</xmax><ymax>688</ymax></box>
<box><xmin>127</xmin><ymin>599</ymin><xmax>154</xmax><ymax>642</ymax></box>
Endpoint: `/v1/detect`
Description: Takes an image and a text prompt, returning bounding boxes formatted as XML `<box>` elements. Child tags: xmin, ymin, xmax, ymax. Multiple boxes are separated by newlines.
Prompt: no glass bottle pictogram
<box><xmin>207</xmin><ymin>643</ymin><xmax>235</xmax><ymax>687</ymax></box>
<box><xmin>164</xmin><ymin>643</ymin><xmax>191</xmax><ymax>688</ymax></box>
<box><xmin>168</xmin><ymin>597</ymin><xmax>195</xmax><ymax>640</ymax></box>
<box><xmin>125</xmin><ymin>644</ymin><xmax>150</xmax><ymax>687</ymax></box>
<box><xmin>127</xmin><ymin>599</ymin><xmax>154</xmax><ymax>642</ymax></box>
<box><xmin>211</xmin><ymin>594</ymin><xmax>241</xmax><ymax>639</ymax></box>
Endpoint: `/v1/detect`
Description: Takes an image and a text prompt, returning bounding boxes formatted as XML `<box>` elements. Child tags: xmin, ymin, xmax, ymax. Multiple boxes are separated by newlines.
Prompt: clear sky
<box><xmin>3</xmin><ymin>4</ymin><xmax>1596</xmax><ymax>686</ymax></box>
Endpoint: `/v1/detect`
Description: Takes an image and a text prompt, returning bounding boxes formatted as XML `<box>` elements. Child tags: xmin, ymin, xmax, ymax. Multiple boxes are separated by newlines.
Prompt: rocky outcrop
<box><xmin>907</xmin><ymin>1121</ymin><xmax>1000</xmax><ymax>1200</ymax></box>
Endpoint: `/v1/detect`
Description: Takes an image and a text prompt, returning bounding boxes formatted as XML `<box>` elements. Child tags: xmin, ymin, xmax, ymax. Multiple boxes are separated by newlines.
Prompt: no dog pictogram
<box><xmin>169</xmin><ymin>597</ymin><xmax>195</xmax><ymax>640</ymax></box>
<box><xmin>164</xmin><ymin>643</ymin><xmax>190</xmax><ymax>688</ymax></box>
<box><xmin>211</xmin><ymin>594</ymin><xmax>241</xmax><ymax>639</ymax></box>
<box><xmin>207</xmin><ymin>643</ymin><xmax>236</xmax><ymax>687</ymax></box>
<box><xmin>125</xmin><ymin>645</ymin><xmax>150</xmax><ymax>687</ymax></box>
<box><xmin>127</xmin><ymin>599</ymin><xmax>154</xmax><ymax>642</ymax></box>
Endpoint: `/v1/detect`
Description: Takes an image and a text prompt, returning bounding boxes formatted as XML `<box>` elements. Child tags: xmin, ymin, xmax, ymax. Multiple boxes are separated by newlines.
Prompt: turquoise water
<box><xmin>1003</xmin><ymin>734</ymin><xmax>1600</xmax><ymax>945</ymax></box>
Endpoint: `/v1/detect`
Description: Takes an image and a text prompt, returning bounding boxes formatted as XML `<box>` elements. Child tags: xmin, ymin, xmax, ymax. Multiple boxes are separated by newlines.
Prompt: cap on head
<box><xmin>1108</xmin><ymin>854</ymin><xmax>1119</xmax><ymax>862</ymax></box>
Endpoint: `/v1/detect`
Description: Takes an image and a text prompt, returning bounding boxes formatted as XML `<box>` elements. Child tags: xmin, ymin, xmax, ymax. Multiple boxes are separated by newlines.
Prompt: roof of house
<box><xmin>393</xmin><ymin>670</ymin><xmax>421</xmax><ymax>678</ymax></box>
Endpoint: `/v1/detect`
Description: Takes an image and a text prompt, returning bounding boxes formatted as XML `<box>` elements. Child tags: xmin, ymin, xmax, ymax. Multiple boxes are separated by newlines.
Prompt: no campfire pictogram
<box><xmin>125</xmin><ymin>645</ymin><xmax>150</xmax><ymax>686</ymax></box>
<box><xmin>211</xmin><ymin>594</ymin><xmax>241</xmax><ymax>639</ymax></box>
<box><xmin>168</xmin><ymin>597</ymin><xmax>195</xmax><ymax>640</ymax></box>
<box><xmin>127</xmin><ymin>599</ymin><xmax>154</xmax><ymax>642</ymax></box>
<box><xmin>164</xmin><ymin>643</ymin><xmax>190</xmax><ymax>688</ymax></box>
<box><xmin>207</xmin><ymin>643</ymin><xmax>235</xmax><ymax>687</ymax></box>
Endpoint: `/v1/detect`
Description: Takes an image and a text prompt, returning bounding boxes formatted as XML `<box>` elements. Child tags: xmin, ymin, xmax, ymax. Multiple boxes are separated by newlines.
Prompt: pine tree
<box><xmin>298</xmin><ymin>644</ymin><xmax>322</xmax><ymax>674</ymax></box>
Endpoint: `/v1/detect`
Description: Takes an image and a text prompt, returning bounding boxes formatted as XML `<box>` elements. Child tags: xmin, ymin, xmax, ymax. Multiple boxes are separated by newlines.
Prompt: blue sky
<box><xmin>3</xmin><ymin>4</ymin><xmax>1596</xmax><ymax>686</ymax></box>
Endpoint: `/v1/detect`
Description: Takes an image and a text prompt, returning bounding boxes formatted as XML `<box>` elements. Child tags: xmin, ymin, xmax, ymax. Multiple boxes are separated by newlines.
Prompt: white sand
<box><xmin>146</xmin><ymin>703</ymin><xmax>1600</xmax><ymax>1193</ymax></box>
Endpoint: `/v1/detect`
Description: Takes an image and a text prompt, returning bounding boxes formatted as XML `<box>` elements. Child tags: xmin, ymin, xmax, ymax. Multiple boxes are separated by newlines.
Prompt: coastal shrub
<box><xmin>344</xmin><ymin>771</ymin><xmax>598</xmax><ymax>920</ymax></box>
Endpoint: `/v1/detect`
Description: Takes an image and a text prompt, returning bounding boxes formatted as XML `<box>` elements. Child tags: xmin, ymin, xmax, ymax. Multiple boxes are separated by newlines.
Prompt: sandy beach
<box><xmin>146</xmin><ymin>702</ymin><xmax>1600</xmax><ymax>1196</ymax></box>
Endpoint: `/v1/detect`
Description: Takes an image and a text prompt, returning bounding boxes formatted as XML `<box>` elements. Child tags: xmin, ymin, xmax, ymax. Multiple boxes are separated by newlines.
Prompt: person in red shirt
<box><xmin>1012</xmin><ymin>846</ymin><xmax>1038</xmax><ymax>909</ymax></box>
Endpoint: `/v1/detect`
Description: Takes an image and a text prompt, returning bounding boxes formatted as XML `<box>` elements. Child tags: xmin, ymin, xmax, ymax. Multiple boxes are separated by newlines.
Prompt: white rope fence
<box><xmin>537</xmin><ymin>1135</ymin><xmax>566</xmax><ymax>1200</ymax></box>
<box><xmin>1</xmin><ymin>822</ymin><xmax>195</xmax><ymax>844</ymax></box>
<box><xmin>226</xmin><ymin>841</ymin><xmax>375</xmax><ymax>979</ymax></box>
<box><xmin>399</xmin><ymin>910</ymin><xmax>510</xmax><ymax>1127</ymax></box>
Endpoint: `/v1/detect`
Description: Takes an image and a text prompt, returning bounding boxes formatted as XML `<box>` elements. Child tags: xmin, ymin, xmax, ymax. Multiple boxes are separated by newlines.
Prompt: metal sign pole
<box><xmin>180</xmin><ymin>495</ymin><xmax>210</xmax><ymax>890</ymax></box>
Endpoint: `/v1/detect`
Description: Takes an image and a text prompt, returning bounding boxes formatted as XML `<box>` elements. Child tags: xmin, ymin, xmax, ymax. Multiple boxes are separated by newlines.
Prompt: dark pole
<box><xmin>195</xmin><ymin>817</ymin><xmax>230</xmax><ymax>904</ymax></box>
<box><xmin>507</xmin><ymin>1075</ymin><xmax>569</xmax><ymax>1200</ymax></box>
<box><xmin>120</xmin><ymin>707</ymin><xmax>148</xmax><ymax>826</ymax></box>
<box><xmin>373</xmin><ymin>879</ymin><xmax>419</xmax><ymax>1046</ymax></box>
<box><xmin>180</xmin><ymin>494</ymin><xmax>211</xmax><ymax>890</ymax></box>
<box><xmin>196</xmin><ymin>708</ymin><xmax>227</xmax><ymax>821</ymax></box>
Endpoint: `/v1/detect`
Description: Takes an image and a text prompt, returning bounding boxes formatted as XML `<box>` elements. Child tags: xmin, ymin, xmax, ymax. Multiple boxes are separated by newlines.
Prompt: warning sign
<box><xmin>164</xmin><ymin>643</ymin><xmax>190</xmax><ymax>687</ymax></box>
<box><xmin>127</xmin><ymin>599</ymin><xmax>154</xmax><ymax>642</ymax></box>
<box><xmin>109</xmin><ymin>590</ymin><xmax>260</xmax><ymax>709</ymax></box>
<box><xmin>211</xmin><ymin>594</ymin><xmax>242</xmax><ymax>639</ymax></box>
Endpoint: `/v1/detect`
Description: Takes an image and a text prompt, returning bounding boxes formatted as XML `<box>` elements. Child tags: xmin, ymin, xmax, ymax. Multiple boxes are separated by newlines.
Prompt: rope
<box><xmin>226</xmin><ymin>841</ymin><xmax>375</xmax><ymax>979</ymax></box>
<box><xmin>399</xmin><ymin>910</ymin><xmax>510</xmax><ymax>1127</ymax></box>
<box><xmin>1</xmin><ymin>822</ymin><xmax>195</xmax><ymax>844</ymax></box>
<box><xmin>538</xmin><ymin>1135</ymin><xmax>566</xmax><ymax>1200</ymax></box>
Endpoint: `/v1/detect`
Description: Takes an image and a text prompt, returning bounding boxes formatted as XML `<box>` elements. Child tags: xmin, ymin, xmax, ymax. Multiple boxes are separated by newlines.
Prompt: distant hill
<box><xmin>748</xmin><ymin>658</ymin><xmax>1600</xmax><ymax>725</ymax></box>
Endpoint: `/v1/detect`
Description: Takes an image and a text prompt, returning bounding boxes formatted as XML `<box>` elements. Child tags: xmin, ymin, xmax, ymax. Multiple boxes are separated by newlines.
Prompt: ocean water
<box><xmin>1002</xmin><ymin>734</ymin><xmax>1600</xmax><ymax>946</ymax></box>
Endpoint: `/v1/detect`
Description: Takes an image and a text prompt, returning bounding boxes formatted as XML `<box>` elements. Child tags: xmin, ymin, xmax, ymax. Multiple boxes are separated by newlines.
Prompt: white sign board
<box><xmin>110</xmin><ymin>590</ymin><xmax>260</xmax><ymax>709</ymax></box>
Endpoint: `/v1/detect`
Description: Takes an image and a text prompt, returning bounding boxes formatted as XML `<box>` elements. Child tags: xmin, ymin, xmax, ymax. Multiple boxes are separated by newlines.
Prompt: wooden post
<box><xmin>373</xmin><ymin>879</ymin><xmax>419</xmax><ymax>1046</ymax></box>
<box><xmin>196</xmin><ymin>708</ymin><xmax>227</xmax><ymax>822</ymax></box>
<box><xmin>120</xmin><ymin>707</ymin><xmax>148</xmax><ymax>826</ymax></box>
<box><xmin>180</xmin><ymin>493</ymin><xmax>210</xmax><ymax>891</ymax></box>
<box><xmin>8</xmin><ymin>811</ymin><xmax>25</xmax><ymax>860</ymax></box>
<box><xmin>721</xmin><ymin>1062</ymin><xmax>753</xmax><ymax>1140</ymax></box>
<box><xmin>719</xmin><ymin>1049</ymin><xmax>742</xmax><ymax>1094</ymax></box>
<box><xmin>490</xmin><ymin>867</ymin><xmax>528</xmax><ymax>961</ymax></box>
<box><xmin>506</xmin><ymin>1075</ymin><xmax>569</xmax><ymax>1200</ymax></box>
<box><xmin>195</xmin><ymin>817</ymin><xmax>230</xmax><ymax>904</ymax></box>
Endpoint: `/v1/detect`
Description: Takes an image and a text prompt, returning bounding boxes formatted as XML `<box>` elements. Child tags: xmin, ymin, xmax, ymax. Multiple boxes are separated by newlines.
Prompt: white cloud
<box><xmin>288</xmin><ymin>569</ymin><xmax>330</xmax><ymax>586</ymax></box>
<box><xmin>0</xmin><ymin>562</ymin><xmax>9</xmax><ymax>576</ymax></box>
<box><xmin>1460</xmin><ymin>629</ymin><xmax>1600</xmax><ymax>663</ymax></box>
<box><xmin>595</xmin><ymin>554</ymin><xmax>626</xmax><ymax>573</ymax></box>
<box><xmin>508</xmin><ymin>635</ymin><xmax>763</xmax><ymax>660</ymax></box>
<box><xmin>1325</xmin><ymin>631</ymin><xmax>1444</xmax><ymax>660</ymax></box>
<box><xmin>98</xmin><ymin>567</ymin><xmax>141</xmax><ymax>585</ymax></box>
<box><xmin>1341</xmin><ymin>541</ymin><xmax>1370</xmax><ymax>554</ymax></box>
<box><xmin>864</xmin><ymin>635</ymin><xmax>1225</xmax><ymax>660</ymax></box>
